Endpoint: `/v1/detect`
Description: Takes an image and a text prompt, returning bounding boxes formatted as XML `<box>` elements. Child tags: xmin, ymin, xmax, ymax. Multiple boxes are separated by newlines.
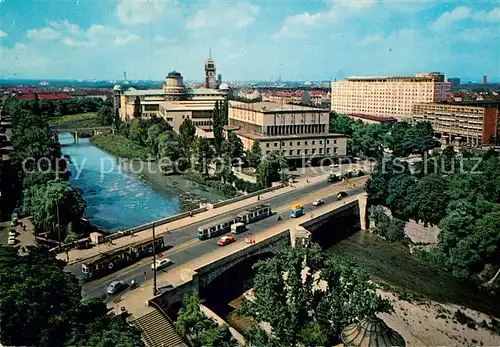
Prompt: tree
<box><xmin>175</xmin><ymin>293</ymin><xmax>237</xmax><ymax>347</ymax></box>
<box><xmin>195</xmin><ymin>137</ymin><xmax>214</xmax><ymax>176</ymax></box>
<box><xmin>23</xmin><ymin>179</ymin><xmax>86</xmax><ymax>237</ymax></box>
<box><xmin>179</xmin><ymin>119</ymin><xmax>196</xmax><ymax>155</ymax></box>
<box><xmin>247</xmin><ymin>141</ymin><xmax>262</xmax><ymax>168</ymax></box>
<box><xmin>225</xmin><ymin>132</ymin><xmax>244</xmax><ymax>160</ymax></box>
<box><xmin>0</xmin><ymin>247</ymin><xmax>144</xmax><ymax>347</ymax></box>
<box><xmin>145</xmin><ymin>124</ymin><xmax>164</xmax><ymax>155</ymax></box>
<box><xmin>239</xmin><ymin>244</ymin><xmax>391</xmax><ymax>346</ymax></box>
<box><xmin>350</xmin><ymin>123</ymin><xmax>386</xmax><ymax>159</ymax></box>
<box><xmin>405</xmin><ymin>174</ymin><xmax>450</xmax><ymax>226</ymax></box>
<box><xmin>97</xmin><ymin>104</ymin><xmax>114</xmax><ymax>126</ymax></box>
<box><xmin>329</xmin><ymin>113</ymin><xmax>360</xmax><ymax>136</ymax></box>
<box><xmin>409</xmin><ymin>122</ymin><xmax>439</xmax><ymax>154</ymax></box>
<box><xmin>385</xmin><ymin>173</ymin><xmax>416</xmax><ymax>220</ymax></box>
<box><xmin>133</xmin><ymin>96</ymin><xmax>142</xmax><ymax>118</ymax></box>
<box><xmin>128</xmin><ymin>119</ymin><xmax>148</xmax><ymax>146</ymax></box>
<box><xmin>212</xmin><ymin>101</ymin><xmax>224</xmax><ymax>152</ymax></box>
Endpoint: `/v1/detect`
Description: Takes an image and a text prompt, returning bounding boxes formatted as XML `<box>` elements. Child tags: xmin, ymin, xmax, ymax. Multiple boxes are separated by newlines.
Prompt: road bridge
<box><xmin>51</xmin><ymin>126</ymin><xmax>115</xmax><ymax>144</ymax></box>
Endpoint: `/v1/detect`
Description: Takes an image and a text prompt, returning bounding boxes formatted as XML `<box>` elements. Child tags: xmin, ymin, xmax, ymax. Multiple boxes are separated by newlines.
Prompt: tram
<box><xmin>81</xmin><ymin>237</ymin><xmax>164</xmax><ymax>280</ymax></box>
<box><xmin>197</xmin><ymin>204</ymin><xmax>272</xmax><ymax>240</ymax></box>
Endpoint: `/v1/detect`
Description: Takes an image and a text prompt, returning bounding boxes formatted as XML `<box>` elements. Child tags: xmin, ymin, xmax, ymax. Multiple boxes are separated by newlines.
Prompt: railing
<box><xmin>212</xmin><ymin>184</ymin><xmax>285</xmax><ymax>209</ymax></box>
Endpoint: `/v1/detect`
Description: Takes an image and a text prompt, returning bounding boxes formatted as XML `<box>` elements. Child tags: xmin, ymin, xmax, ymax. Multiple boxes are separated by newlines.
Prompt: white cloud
<box><xmin>360</xmin><ymin>34</ymin><xmax>383</xmax><ymax>45</ymax></box>
<box><xmin>116</xmin><ymin>0</ymin><xmax>171</xmax><ymax>25</ymax></box>
<box><xmin>154</xmin><ymin>35</ymin><xmax>176</xmax><ymax>43</ymax></box>
<box><xmin>455</xmin><ymin>28</ymin><xmax>495</xmax><ymax>43</ymax></box>
<box><xmin>114</xmin><ymin>33</ymin><xmax>139</xmax><ymax>46</ymax></box>
<box><xmin>335</xmin><ymin>0</ymin><xmax>376</xmax><ymax>10</ymax></box>
<box><xmin>26</xmin><ymin>27</ymin><xmax>61</xmax><ymax>41</ymax></box>
<box><xmin>0</xmin><ymin>42</ymin><xmax>49</xmax><ymax>78</ymax></box>
<box><xmin>185</xmin><ymin>1</ymin><xmax>259</xmax><ymax>30</ymax></box>
<box><xmin>0</xmin><ymin>30</ymin><xmax>7</xmax><ymax>38</ymax></box>
<box><xmin>432</xmin><ymin>6</ymin><xmax>500</xmax><ymax>30</ymax></box>
<box><xmin>272</xmin><ymin>10</ymin><xmax>335</xmax><ymax>39</ymax></box>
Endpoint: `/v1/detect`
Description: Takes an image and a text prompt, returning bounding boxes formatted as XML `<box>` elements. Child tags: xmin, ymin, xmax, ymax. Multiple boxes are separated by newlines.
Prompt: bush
<box><xmin>234</xmin><ymin>177</ymin><xmax>262</xmax><ymax>193</ymax></box>
<box><xmin>184</xmin><ymin>171</ymin><xmax>238</xmax><ymax>198</ymax></box>
<box><xmin>369</xmin><ymin>206</ymin><xmax>406</xmax><ymax>242</ymax></box>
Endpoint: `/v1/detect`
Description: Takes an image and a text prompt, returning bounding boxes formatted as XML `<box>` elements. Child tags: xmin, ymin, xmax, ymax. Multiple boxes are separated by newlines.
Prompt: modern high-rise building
<box><xmin>225</xmin><ymin>101</ymin><xmax>347</xmax><ymax>160</ymax></box>
<box><xmin>204</xmin><ymin>51</ymin><xmax>217</xmax><ymax>89</ymax></box>
<box><xmin>331</xmin><ymin>72</ymin><xmax>451</xmax><ymax>121</ymax></box>
<box><xmin>447</xmin><ymin>78</ymin><xmax>461</xmax><ymax>89</ymax></box>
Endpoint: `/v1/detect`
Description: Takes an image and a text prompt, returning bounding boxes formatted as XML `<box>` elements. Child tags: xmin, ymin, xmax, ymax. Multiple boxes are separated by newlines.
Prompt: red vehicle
<box><xmin>218</xmin><ymin>236</ymin><xmax>235</xmax><ymax>246</ymax></box>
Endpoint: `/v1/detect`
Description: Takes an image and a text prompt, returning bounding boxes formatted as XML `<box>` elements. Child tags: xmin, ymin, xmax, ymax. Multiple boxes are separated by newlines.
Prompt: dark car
<box><xmin>337</xmin><ymin>191</ymin><xmax>348</xmax><ymax>200</ymax></box>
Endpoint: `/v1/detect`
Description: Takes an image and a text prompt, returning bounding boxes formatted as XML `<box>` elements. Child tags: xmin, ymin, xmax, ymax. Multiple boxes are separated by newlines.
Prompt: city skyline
<box><xmin>1</xmin><ymin>0</ymin><xmax>499</xmax><ymax>82</ymax></box>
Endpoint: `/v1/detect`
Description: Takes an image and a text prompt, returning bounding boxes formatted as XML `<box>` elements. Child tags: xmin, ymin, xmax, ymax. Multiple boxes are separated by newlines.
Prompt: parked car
<box><xmin>8</xmin><ymin>230</ymin><xmax>17</xmax><ymax>237</ymax></box>
<box><xmin>218</xmin><ymin>236</ymin><xmax>235</xmax><ymax>246</ymax></box>
<box><xmin>151</xmin><ymin>258</ymin><xmax>173</xmax><ymax>271</ymax></box>
<box><xmin>106</xmin><ymin>280</ymin><xmax>126</xmax><ymax>295</ymax></box>
<box><xmin>8</xmin><ymin>237</ymin><xmax>16</xmax><ymax>245</ymax></box>
<box><xmin>312</xmin><ymin>199</ymin><xmax>324</xmax><ymax>206</ymax></box>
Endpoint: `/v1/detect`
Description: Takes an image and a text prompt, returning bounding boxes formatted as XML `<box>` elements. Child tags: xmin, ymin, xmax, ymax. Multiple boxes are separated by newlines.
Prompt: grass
<box><xmin>90</xmin><ymin>134</ymin><xmax>153</xmax><ymax>159</ymax></box>
<box><xmin>48</xmin><ymin>113</ymin><xmax>98</xmax><ymax>125</ymax></box>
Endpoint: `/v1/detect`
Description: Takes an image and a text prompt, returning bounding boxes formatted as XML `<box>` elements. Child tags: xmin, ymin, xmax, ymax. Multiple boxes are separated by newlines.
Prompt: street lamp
<box><xmin>152</xmin><ymin>222</ymin><xmax>159</xmax><ymax>296</ymax></box>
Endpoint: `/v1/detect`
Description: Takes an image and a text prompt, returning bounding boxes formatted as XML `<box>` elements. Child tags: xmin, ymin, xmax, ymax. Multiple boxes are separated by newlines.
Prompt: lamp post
<box><xmin>152</xmin><ymin>222</ymin><xmax>158</xmax><ymax>296</ymax></box>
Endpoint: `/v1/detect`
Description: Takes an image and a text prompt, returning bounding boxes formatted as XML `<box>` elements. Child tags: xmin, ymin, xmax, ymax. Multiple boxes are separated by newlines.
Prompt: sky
<box><xmin>0</xmin><ymin>0</ymin><xmax>499</xmax><ymax>82</ymax></box>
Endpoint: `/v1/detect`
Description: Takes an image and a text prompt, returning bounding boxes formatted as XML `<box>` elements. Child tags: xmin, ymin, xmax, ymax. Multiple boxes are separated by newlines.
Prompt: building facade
<box><xmin>412</xmin><ymin>102</ymin><xmax>499</xmax><ymax>147</ymax></box>
<box><xmin>116</xmin><ymin>66</ymin><xmax>228</xmax><ymax>135</ymax></box>
<box><xmin>331</xmin><ymin>72</ymin><xmax>452</xmax><ymax>121</ymax></box>
<box><xmin>226</xmin><ymin>101</ymin><xmax>347</xmax><ymax>160</ymax></box>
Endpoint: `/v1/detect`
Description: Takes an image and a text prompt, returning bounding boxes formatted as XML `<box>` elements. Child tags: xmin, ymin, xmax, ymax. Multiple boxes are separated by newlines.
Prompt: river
<box><xmin>58</xmin><ymin>132</ymin><xmax>226</xmax><ymax>232</ymax></box>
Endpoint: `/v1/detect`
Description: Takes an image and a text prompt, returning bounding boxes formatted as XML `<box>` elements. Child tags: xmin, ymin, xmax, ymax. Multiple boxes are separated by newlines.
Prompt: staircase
<box><xmin>130</xmin><ymin>308</ymin><xmax>187</xmax><ymax>347</ymax></box>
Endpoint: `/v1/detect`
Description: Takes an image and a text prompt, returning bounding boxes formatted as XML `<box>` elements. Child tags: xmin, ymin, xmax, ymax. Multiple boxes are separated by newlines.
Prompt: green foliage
<box><xmin>195</xmin><ymin>137</ymin><xmax>214</xmax><ymax>175</ymax></box>
<box><xmin>240</xmin><ymin>244</ymin><xmax>392</xmax><ymax>346</ymax></box>
<box><xmin>175</xmin><ymin>293</ymin><xmax>237</xmax><ymax>347</ymax></box>
<box><xmin>128</xmin><ymin>118</ymin><xmax>149</xmax><ymax>146</ymax></box>
<box><xmin>329</xmin><ymin>112</ymin><xmax>362</xmax><ymax>136</ymax></box>
<box><xmin>256</xmin><ymin>152</ymin><xmax>287</xmax><ymax>188</ymax></box>
<box><xmin>247</xmin><ymin>141</ymin><xmax>262</xmax><ymax>168</ymax></box>
<box><xmin>0</xmin><ymin>247</ymin><xmax>144</xmax><ymax>347</ymax></box>
<box><xmin>234</xmin><ymin>177</ymin><xmax>262</xmax><ymax>193</ymax></box>
<box><xmin>225</xmin><ymin>132</ymin><xmax>244</xmax><ymax>160</ymax></box>
<box><xmin>91</xmin><ymin>134</ymin><xmax>153</xmax><ymax>159</ymax></box>
<box><xmin>385</xmin><ymin>173</ymin><xmax>415</xmax><ymax>221</ymax></box>
<box><xmin>184</xmin><ymin>171</ymin><xmax>237</xmax><ymax>198</ymax></box>
<box><xmin>369</xmin><ymin>206</ymin><xmax>406</xmax><ymax>242</ymax></box>
<box><xmin>23</xmin><ymin>179</ymin><xmax>86</xmax><ymax>237</ymax></box>
<box><xmin>97</xmin><ymin>104</ymin><xmax>114</xmax><ymax>126</ymax></box>
<box><xmin>179</xmin><ymin>118</ymin><xmax>196</xmax><ymax>154</ymax></box>
<box><xmin>133</xmin><ymin>96</ymin><xmax>142</xmax><ymax>118</ymax></box>
<box><xmin>212</xmin><ymin>101</ymin><xmax>224</xmax><ymax>152</ymax></box>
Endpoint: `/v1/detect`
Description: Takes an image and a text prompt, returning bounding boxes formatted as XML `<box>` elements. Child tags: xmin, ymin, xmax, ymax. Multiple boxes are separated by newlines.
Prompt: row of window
<box><xmin>265</xmin><ymin>139</ymin><xmax>337</xmax><ymax>148</ymax></box>
<box><xmin>265</xmin><ymin>147</ymin><xmax>338</xmax><ymax>156</ymax></box>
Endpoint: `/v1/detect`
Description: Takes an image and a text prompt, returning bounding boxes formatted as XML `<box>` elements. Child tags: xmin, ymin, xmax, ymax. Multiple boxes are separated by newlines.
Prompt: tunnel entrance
<box><xmin>305</xmin><ymin>201</ymin><xmax>361</xmax><ymax>249</ymax></box>
<box><xmin>200</xmin><ymin>252</ymin><xmax>273</xmax><ymax>318</ymax></box>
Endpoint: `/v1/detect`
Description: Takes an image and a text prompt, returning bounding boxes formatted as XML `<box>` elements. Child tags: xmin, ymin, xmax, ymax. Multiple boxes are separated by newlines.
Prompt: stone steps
<box><xmin>130</xmin><ymin>309</ymin><xmax>187</xmax><ymax>347</ymax></box>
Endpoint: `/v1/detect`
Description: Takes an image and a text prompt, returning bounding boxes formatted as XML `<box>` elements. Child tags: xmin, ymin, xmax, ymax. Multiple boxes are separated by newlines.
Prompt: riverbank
<box><xmin>90</xmin><ymin>134</ymin><xmax>153</xmax><ymax>160</ymax></box>
<box><xmin>48</xmin><ymin>112</ymin><xmax>101</xmax><ymax>129</ymax></box>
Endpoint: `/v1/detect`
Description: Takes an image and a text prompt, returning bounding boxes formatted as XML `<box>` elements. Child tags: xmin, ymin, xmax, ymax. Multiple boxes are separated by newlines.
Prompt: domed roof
<box><xmin>219</xmin><ymin>83</ymin><xmax>229</xmax><ymax>90</ymax></box>
<box><xmin>113</xmin><ymin>84</ymin><xmax>122</xmax><ymax>91</ymax></box>
<box><xmin>341</xmin><ymin>316</ymin><xmax>406</xmax><ymax>347</ymax></box>
<box><xmin>167</xmin><ymin>71</ymin><xmax>182</xmax><ymax>77</ymax></box>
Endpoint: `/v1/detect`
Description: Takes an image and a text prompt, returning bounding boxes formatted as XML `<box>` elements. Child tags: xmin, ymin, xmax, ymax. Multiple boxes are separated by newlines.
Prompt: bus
<box><xmin>197</xmin><ymin>204</ymin><xmax>272</xmax><ymax>240</ymax></box>
<box><xmin>290</xmin><ymin>204</ymin><xmax>304</xmax><ymax>218</ymax></box>
<box><xmin>81</xmin><ymin>237</ymin><xmax>164</xmax><ymax>280</ymax></box>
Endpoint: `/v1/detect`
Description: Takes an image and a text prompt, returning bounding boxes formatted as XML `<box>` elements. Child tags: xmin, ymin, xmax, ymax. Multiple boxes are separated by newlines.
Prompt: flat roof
<box><xmin>229</xmin><ymin>101</ymin><xmax>326</xmax><ymax>113</ymax></box>
<box><xmin>349</xmin><ymin>113</ymin><xmax>397</xmax><ymax>123</ymax></box>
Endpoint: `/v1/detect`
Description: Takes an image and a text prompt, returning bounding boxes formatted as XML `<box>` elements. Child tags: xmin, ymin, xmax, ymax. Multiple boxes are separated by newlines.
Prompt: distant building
<box><xmin>448</xmin><ymin>78</ymin><xmax>461</xmax><ymax>89</ymax></box>
<box><xmin>483</xmin><ymin>75</ymin><xmax>488</xmax><ymax>85</ymax></box>
<box><xmin>331</xmin><ymin>72</ymin><xmax>452</xmax><ymax>121</ymax></box>
<box><xmin>412</xmin><ymin>101</ymin><xmax>500</xmax><ymax>147</ymax></box>
<box><xmin>204</xmin><ymin>52</ymin><xmax>217</xmax><ymax>89</ymax></box>
<box><xmin>17</xmin><ymin>93</ymin><xmax>72</xmax><ymax>101</ymax></box>
<box><xmin>117</xmin><ymin>69</ymin><xmax>227</xmax><ymax>136</ymax></box>
<box><xmin>348</xmin><ymin>113</ymin><xmax>397</xmax><ymax>125</ymax></box>
<box><xmin>226</xmin><ymin>101</ymin><xmax>347</xmax><ymax>161</ymax></box>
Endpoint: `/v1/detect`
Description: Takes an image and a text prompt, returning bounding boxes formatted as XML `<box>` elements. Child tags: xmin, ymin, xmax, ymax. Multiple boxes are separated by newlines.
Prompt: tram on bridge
<box><xmin>81</xmin><ymin>237</ymin><xmax>164</xmax><ymax>280</ymax></box>
<box><xmin>197</xmin><ymin>204</ymin><xmax>272</xmax><ymax>240</ymax></box>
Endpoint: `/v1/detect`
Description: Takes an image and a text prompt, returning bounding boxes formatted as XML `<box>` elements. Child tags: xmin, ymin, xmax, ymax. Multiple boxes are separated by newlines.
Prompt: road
<box><xmin>80</xmin><ymin>180</ymin><xmax>366</xmax><ymax>301</ymax></box>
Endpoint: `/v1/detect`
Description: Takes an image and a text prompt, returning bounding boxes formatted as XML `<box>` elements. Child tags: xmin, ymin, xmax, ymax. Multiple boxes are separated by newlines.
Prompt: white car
<box><xmin>151</xmin><ymin>258</ymin><xmax>172</xmax><ymax>271</ymax></box>
<box><xmin>312</xmin><ymin>199</ymin><xmax>324</xmax><ymax>206</ymax></box>
<box><xmin>8</xmin><ymin>237</ymin><xmax>17</xmax><ymax>245</ymax></box>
